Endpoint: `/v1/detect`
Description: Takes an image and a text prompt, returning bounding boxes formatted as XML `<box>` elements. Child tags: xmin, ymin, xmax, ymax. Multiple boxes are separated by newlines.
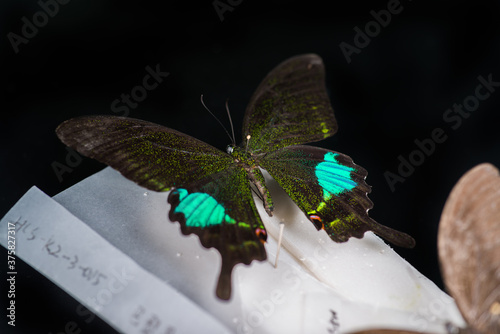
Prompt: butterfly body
<box><xmin>227</xmin><ymin>144</ymin><xmax>274</xmax><ymax>216</ymax></box>
<box><xmin>56</xmin><ymin>54</ymin><xmax>415</xmax><ymax>300</ymax></box>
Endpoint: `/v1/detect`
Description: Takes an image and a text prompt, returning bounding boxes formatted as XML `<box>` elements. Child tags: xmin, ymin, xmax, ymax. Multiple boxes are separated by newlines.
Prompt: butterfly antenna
<box><xmin>225</xmin><ymin>98</ymin><xmax>236</xmax><ymax>146</ymax></box>
<box><xmin>274</xmin><ymin>222</ymin><xmax>285</xmax><ymax>268</ymax></box>
<box><xmin>200</xmin><ymin>95</ymin><xmax>234</xmax><ymax>144</ymax></box>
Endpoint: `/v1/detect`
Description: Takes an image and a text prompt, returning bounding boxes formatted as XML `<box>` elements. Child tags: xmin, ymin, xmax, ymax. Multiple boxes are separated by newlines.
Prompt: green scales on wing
<box><xmin>56</xmin><ymin>54</ymin><xmax>415</xmax><ymax>301</ymax></box>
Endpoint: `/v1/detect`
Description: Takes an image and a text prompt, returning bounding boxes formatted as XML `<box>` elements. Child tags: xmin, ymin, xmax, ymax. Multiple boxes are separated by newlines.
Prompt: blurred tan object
<box><xmin>439</xmin><ymin>163</ymin><xmax>500</xmax><ymax>334</ymax></box>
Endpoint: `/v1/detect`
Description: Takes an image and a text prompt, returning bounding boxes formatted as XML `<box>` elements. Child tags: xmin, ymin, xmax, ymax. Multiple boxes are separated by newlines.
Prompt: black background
<box><xmin>2</xmin><ymin>0</ymin><xmax>500</xmax><ymax>333</ymax></box>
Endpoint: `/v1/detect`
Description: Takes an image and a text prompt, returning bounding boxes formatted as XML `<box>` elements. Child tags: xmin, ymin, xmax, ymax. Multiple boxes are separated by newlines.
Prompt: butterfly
<box><xmin>56</xmin><ymin>54</ymin><xmax>415</xmax><ymax>300</ymax></box>
<box><xmin>350</xmin><ymin>163</ymin><xmax>500</xmax><ymax>334</ymax></box>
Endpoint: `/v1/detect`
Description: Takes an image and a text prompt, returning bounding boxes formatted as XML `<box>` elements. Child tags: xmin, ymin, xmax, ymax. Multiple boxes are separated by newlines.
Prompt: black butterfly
<box><xmin>56</xmin><ymin>54</ymin><xmax>415</xmax><ymax>300</ymax></box>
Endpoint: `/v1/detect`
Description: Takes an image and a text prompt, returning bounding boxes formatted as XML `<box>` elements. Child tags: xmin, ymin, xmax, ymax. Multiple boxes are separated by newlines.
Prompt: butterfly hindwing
<box><xmin>168</xmin><ymin>166</ymin><xmax>267</xmax><ymax>300</ymax></box>
<box><xmin>243</xmin><ymin>54</ymin><xmax>338</xmax><ymax>153</ymax></box>
<box><xmin>259</xmin><ymin>145</ymin><xmax>415</xmax><ymax>248</ymax></box>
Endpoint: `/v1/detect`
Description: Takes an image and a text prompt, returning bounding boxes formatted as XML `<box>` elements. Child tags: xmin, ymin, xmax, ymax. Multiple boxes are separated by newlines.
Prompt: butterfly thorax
<box><xmin>226</xmin><ymin>145</ymin><xmax>256</xmax><ymax>165</ymax></box>
<box><xmin>226</xmin><ymin>145</ymin><xmax>274</xmax><ymax>216</ymax></box>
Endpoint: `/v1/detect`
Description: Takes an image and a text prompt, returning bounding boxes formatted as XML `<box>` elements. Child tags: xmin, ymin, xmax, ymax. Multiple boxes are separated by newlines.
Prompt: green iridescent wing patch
<box><xmin>56</xmin><ymin>54</ymin><xmax>415</xmax><ymax>301</ymax></box>
<box><xmin>173</xmin><ymin>189</ymin><xmax>236</xmax><ymax>227</ymax></box>
<box><xmin>316</xmin><ymin>152</ymin><xmax>357</xmax><ymax>197</ymax></box>
<box><xmin>259</xmin><ymin>146</ymin><xmax>415</xmax><ymax>248</ymax></box>
<box><xmin>243</xmin><ymin>54</ymin><xmax>338</xmax><ymax>153</ymax></box>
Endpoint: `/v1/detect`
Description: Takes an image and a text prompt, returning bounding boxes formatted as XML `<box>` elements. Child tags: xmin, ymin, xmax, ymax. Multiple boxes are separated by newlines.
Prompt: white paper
<box><xmin>0</xmin><ymin>187</ymin><xmax>231</xmax><ymax>334</ymax></box>
<box><xmin>1</xmin><ymin>167</ymin><xmax>466</xmax><ymax>333</ymax></box>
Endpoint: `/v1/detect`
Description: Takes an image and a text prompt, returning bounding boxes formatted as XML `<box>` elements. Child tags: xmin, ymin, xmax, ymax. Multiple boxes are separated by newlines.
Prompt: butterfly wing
<box><xmin>168</xmin><ymin>166</ymin><xmax>267</xmax><ymax>300</ymax></box>
<box><xmin>259</xmin><ymin>145</ymin><xmax>415</xmax><ymax>248</ymax></box>
<box><xmin>56</xmin><ymin>116</ymin><xmax>267</xmax><ymax>300</ymax></box>
<box><xmin>242</xmin><ymin>54</ymin><xmax>337</xmax><ymax>152</ymax></box>
<box><xmin>56</xmin><ymin>116</ymin><xmax>234</xmax><ymax>192</ymax></box>
<box><xmin>438</xmin><ymin>163</ymin><xmax>500</xmax><ymax>333</ymax></box>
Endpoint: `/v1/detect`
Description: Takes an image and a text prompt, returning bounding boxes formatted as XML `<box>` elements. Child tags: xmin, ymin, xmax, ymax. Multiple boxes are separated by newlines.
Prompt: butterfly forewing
<box><xmin>56</xmin><ymin>116</ymin><xmax>235</xmax><ymax>192</ymax></box>
<box><xmin>259</xmin><ymin>145</ymin><xmax>415</xmax><ymax>248</ymax></box>
<box><xmin>243</xmin><ymin>54</ymin><xmax>337</xmax><ymax>152</ymax></box>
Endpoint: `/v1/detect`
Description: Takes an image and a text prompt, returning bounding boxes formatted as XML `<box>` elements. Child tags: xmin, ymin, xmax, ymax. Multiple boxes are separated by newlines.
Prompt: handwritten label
<box><xmin>9</xmin><ymin>216</ymin><xmax>108</xmax><ymax>287</ymax></box>
<box><xmin>327</xmin><ymin>309</ymin><xmax>340</xmax><ymax>334</ymax></box>
<box><xmin>0</xmin><ymin>187</ymin><xmax>230</xmax><ymax>334</ymax></box>
<box><xmin>129</xmin><ymin>305</ymin><xmax>176</xmax><ymax>334</ymax></box>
